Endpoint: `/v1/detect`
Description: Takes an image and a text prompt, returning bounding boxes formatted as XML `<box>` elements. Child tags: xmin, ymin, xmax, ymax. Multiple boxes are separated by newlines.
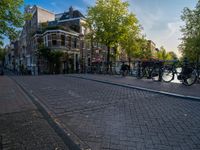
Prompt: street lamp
<box><xmin>79</xmin><ymin>33</ymin><xmax>84</xmax><ymax>73</ymax></box>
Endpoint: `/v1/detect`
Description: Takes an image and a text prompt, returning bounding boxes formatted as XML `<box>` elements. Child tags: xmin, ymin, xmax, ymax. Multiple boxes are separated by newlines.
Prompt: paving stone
<box><xmin>12</xmin><ymin>75</ymin><xmax>200</xmax><ymax>150</ymax></box>
<box><xmin>0</xmin><ymin>76</ymin><xmax>69</xmax><ymax>150</ymax></box>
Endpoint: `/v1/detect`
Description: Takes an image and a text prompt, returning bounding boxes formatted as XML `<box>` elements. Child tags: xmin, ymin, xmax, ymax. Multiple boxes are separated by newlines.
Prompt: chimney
<box><xmin>69</xmin><ymin>6</ymin><xmax>73</xmax><ymax>18</ymax></box>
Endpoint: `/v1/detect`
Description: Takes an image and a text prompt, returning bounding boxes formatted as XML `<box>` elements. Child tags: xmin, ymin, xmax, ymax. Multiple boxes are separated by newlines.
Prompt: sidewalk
<box><xmin>71</xmin><ymin>74</ymin><xmax>200</xmax><ymax>99</ymax></box>
<box><xmin>0</xmin><ymin>76</ymin><xmax>69</xmax><ymax>150</ymax></box>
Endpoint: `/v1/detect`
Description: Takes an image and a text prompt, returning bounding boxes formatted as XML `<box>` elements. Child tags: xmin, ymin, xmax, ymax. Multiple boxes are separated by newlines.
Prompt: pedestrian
<box><xmin>120</xmin><ymin>62</ymin><xmax>127</xmax><ymax>76</ymax></box>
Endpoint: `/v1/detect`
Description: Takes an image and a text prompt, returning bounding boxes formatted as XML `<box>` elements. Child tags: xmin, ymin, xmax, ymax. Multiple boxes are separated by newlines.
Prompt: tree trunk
<box><xmin>113</xmin><ymin>46</ymin><xmax>117</xmax><ymax>64</ymax></box>
<box><xmin>128</xmin><ymin>57</ymin><xmax>131</xmax><ymax>67</ymax></box>
<box><xmin>107</xmin><ymin>46</ymin><xmax>110</xmax><ymax>72</ymax></box>
<box><xmin>90</xmin><ymin>39</ymin><xmax>94</xmax><ymax>67</ymax></box>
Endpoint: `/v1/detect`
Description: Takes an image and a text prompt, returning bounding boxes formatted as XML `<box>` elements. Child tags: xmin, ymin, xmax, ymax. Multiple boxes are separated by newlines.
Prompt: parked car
<box><xmin>0</xmin><ymin>66</ymin><xmax>4</xmax><ymax>75</ymax></box>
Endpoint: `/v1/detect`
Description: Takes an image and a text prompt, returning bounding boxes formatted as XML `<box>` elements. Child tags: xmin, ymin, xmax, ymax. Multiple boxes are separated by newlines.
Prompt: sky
<box><xmin>5</xmin><ymin>0</ymin><xmax>198</xmax><ymax>56</ymax></box>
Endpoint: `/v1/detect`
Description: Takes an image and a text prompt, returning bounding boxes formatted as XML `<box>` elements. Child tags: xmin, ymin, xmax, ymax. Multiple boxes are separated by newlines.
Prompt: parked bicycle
<box><xmin>194</xmin><ymin>63</ymin><xmax>200</xmax><ymax>82</ymax></box>
<box><xmin>162</xmin><ymin>60</ymin><xmax>198</xmax><ymax>86</ymax></box>
<box><xmin>137</xmin><ymin>60</ymin><xmax>163</xmax><ymax>81</ymax></box>
<box><xmin>120</xmin><ymin>62</ymin><xmax>130</xmax><ymax>77</ymax></box>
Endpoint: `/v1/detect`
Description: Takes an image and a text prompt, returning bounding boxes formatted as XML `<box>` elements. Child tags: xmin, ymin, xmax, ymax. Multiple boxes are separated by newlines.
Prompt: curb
<box><xmin>68</xmin><ymin>75</ymin><xmax>200</xmax><ymax>102</ymax></box>
<box><xmin>10</xmin><ymin>77</ymin><xmax>91</xmax><ymax>150</ymax></box>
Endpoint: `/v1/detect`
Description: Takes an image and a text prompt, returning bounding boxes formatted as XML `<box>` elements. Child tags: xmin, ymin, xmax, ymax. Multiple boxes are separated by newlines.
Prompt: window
<box><xmin>73</xmin><ymin>38</ymin><xmax>77</xmax><ymax>48</ymax></box>
<box><xmin>52</xmin><ymin>34</ymin><xmax>57</xmax><ymax>46</ymax></box>
<box><xmin>45</xmin><ymin>36</ymin><xmax>48</xmax><ymax>46</ymax></box>
<box><xmin>61</xmin><ymin>35</ymin><xmax>65</xmax><ymax>46</ymax></box>
<box><xmin>67</xmin><ymin>36</ymin><xmax>71</xmax><ymax>47</ymax></box>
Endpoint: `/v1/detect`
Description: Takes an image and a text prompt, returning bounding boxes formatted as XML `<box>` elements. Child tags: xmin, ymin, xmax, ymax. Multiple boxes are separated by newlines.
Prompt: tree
<box><xmin>38</xmin><ymin>47</ymin><xmax>63</xmax><ymax>74</ymax></box>
<box><xmin>180</xmin><ymin>0</ymin><xmax>200</xmax><ymax>63</ymax></box>
<box><xmin>49</xmin><ymin>51</ymin><xmax>63</xmax><ymax>74</ymax></box>
<box><xmin>138</xmin><ymin>38</ymin><xmax>152</xmax><ymax>60</ymax></box>
<box><xmin>120</xmin><ymin>13</ymin><xmax>142</xmax><ymax>65</ymax></box>
<box><xmin>87</xmin><ymin>0</ymin><xmax>132</xmax><ymax>70</ymax></box>
<box><xmin>168</xmin><ymin>51</ymin><xmax>178</xmax><ymax>60</ymax></box>
<box><xmin>0</xmin><ymin>0</ymin><xmax>29</xmax><ymax>44</ymax></box>
<box><xmin>156</xmin><ymin>46</ymin><xmax>174</xmax><ymax>60</ymax></box>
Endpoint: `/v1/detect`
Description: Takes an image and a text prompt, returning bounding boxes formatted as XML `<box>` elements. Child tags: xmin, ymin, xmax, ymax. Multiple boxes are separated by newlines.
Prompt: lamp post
<box><xmin>79</xmin><ymin>33</ymin><xmax>84</xmax><ymax>73</ymax></box>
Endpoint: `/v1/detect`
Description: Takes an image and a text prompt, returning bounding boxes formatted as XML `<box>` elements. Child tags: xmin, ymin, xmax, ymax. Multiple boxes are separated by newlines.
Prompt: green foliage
<box><xmin>119</xmin><ymin>13</ymin><xmax>142</xmax><ymax>62</ymax></box>
<box><xmin>38</xmin><ymin>47</ymin><xmax>63</xmax><ymax>73</ymax></box>
<box><xmin>0</xmin><ymin>0</ymin><xmax>30</xmax><ymax>44</ymax></box>
<box><xmin>88</xmin><ymin>0</ymin><xmax>129</xmax><ymax>45</ymax></box>
<box><xmin>168</xmin><ymin>51</ymin><xmax>178</xmax><ymax>60</ymax></box>
<box><xmin>180</xmin><ymin>0</ymin><xmax>200</xmax><ymax>63</ymax></box>
<box><xmin>156</xmin><ymin>46</ymin><xmax>177</xmax><ymax>61</ymax></box>
<box><xmin>38</xmin><ymin>47</ymin><xmax>63</xmax><ymax>62</ymax></box>
<box><xmin>121</xmin><ymin>35</ymin><xmax>151</xmax><ymax>60</ymax></box>
<box><xmin>137</xmin><ymin>38</ymin><xmax>152</xmax><ymax>59</ymax></box>
<box><xmin>38</xmin><ymin>47</ymin><xmax>51</xmax><ymax>60</ymax></box>
<box><xmin>87</xmin><ymin>0</ymin><xmax>134</xmax><ymax>63</ymax></box>
<box><xmin>49</xmin><ymin>51</ymin><xmax>63</xmax><ymax>64</ymax></box>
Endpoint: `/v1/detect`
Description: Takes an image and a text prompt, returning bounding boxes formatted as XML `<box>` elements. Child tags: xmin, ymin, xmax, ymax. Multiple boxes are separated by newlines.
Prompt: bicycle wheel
<box><xmin>182</xmin><ymin>69</ymin><xmax>197</xmax><ymax>86</ymax></box>
<box><xmin>198</xmin><ymin>69</ymin><xmax>200</xmax><ymax>80</ymax></box>
<box><xmin>162</xmin><ymin>68</ymin><xmax>174</xmax><ymax>82</ymax></box>
<box><xmin>151</xmin><ymin>69</ymin><xmax>159</xmax><ymax>81</ymax></box>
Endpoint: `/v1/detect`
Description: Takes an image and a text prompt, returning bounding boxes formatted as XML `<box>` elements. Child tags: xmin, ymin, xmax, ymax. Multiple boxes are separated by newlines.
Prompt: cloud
<box><xmin>82</xmin><ymin>0</ymin><xmax>95</xmax><ymax>6</ymax></box>
<box><xmin>129</xmin><ymin>2</ymin><xmax>163</xmax><ymax>32</ymax></box>
<box><xmin>160</xmin><ymin>21</ymin><xmax>183</xmax><ymax>56</ymax></box>
<box><xmin>165</xmin><ymin>22</ymin><xmax>182</xmax><ymax>41</ymax></box>
<box><xmin>128</xmin><ymin>1</ymin><xmax>183</xmax><ymax>56</ymax></box>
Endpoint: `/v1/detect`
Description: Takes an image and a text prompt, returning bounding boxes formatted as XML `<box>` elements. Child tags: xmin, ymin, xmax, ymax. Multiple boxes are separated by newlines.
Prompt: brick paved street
<box><xmin>12</xmin><ymin>75</ymin><xmax>200</xmax><ymax>150</ymax></box>
<box><xmin>71</xmin><ymin>74</ymin><xmax>200</xmax><ymax>98</ymax></box>
<box><xmin>0</xmin><ymin>76</ymin><xmax>69</xmax><ymax>150</ymax></box>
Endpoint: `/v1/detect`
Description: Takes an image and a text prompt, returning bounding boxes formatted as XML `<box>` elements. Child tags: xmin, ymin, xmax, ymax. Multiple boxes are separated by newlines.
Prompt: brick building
<box><xmin>7</xmin><ymin>5</ymin><xmax>115</xmax><ymax>74</ymax></box>
<box><xmin>16</xmin><ymin>6</ymin><xmax>87</xmax><ymax>75</ymax></box>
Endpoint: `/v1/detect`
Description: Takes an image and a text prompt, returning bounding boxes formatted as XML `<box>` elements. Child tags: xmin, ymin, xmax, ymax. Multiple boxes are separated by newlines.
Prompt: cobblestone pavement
<box><xmin>0</xmin><ymin>76</ymin><xmax>69</xmax><ymax>150</ymax></box>
<box><xmin>12</xmin><ymin>75</ymin><xmax>200</xmax><ymax>150</ymax></box>
<box><xmin>71</xmin><ymin>74</ymin><xmax>200</xmax><ymax>98</ymax></box>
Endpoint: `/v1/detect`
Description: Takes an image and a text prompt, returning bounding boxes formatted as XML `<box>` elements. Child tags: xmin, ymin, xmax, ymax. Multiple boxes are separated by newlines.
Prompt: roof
<box><xmin>59</xmin><ymin>10</ymin><xmax>85</xmax><ymax>21</ymax></box>
<box><xmin>33</xmin><ymin>26</ymin><xmax>79</xmax><ymax>37</ymax></box>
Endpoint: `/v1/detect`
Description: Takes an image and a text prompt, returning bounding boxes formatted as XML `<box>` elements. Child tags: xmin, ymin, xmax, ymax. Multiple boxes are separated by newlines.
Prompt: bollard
<box><xmin>158</xmin><ymin>61</ymin><xmax>163</xmax><ymax>82</ymax></box>
<box><xmin>137</xmin><ymin>61</ymin><xmax>141</xmax><ymax>78</ymax></box>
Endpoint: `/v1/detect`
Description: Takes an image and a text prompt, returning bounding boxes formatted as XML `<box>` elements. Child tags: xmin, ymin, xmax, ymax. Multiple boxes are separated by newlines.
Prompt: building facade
<box><xmin>6</xmin><ymin>5</ymin><xmax>159</xmax><ymax>74</ymax></box>
<box><xmin>14</xmin><ymin>5</ymin><xmax>88</xmax><ymax>75</ymax></box>
<box><xmin>147</xmin><ymin>40</ymin><xmax>159</xmax><ymax>58</ymax></box>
